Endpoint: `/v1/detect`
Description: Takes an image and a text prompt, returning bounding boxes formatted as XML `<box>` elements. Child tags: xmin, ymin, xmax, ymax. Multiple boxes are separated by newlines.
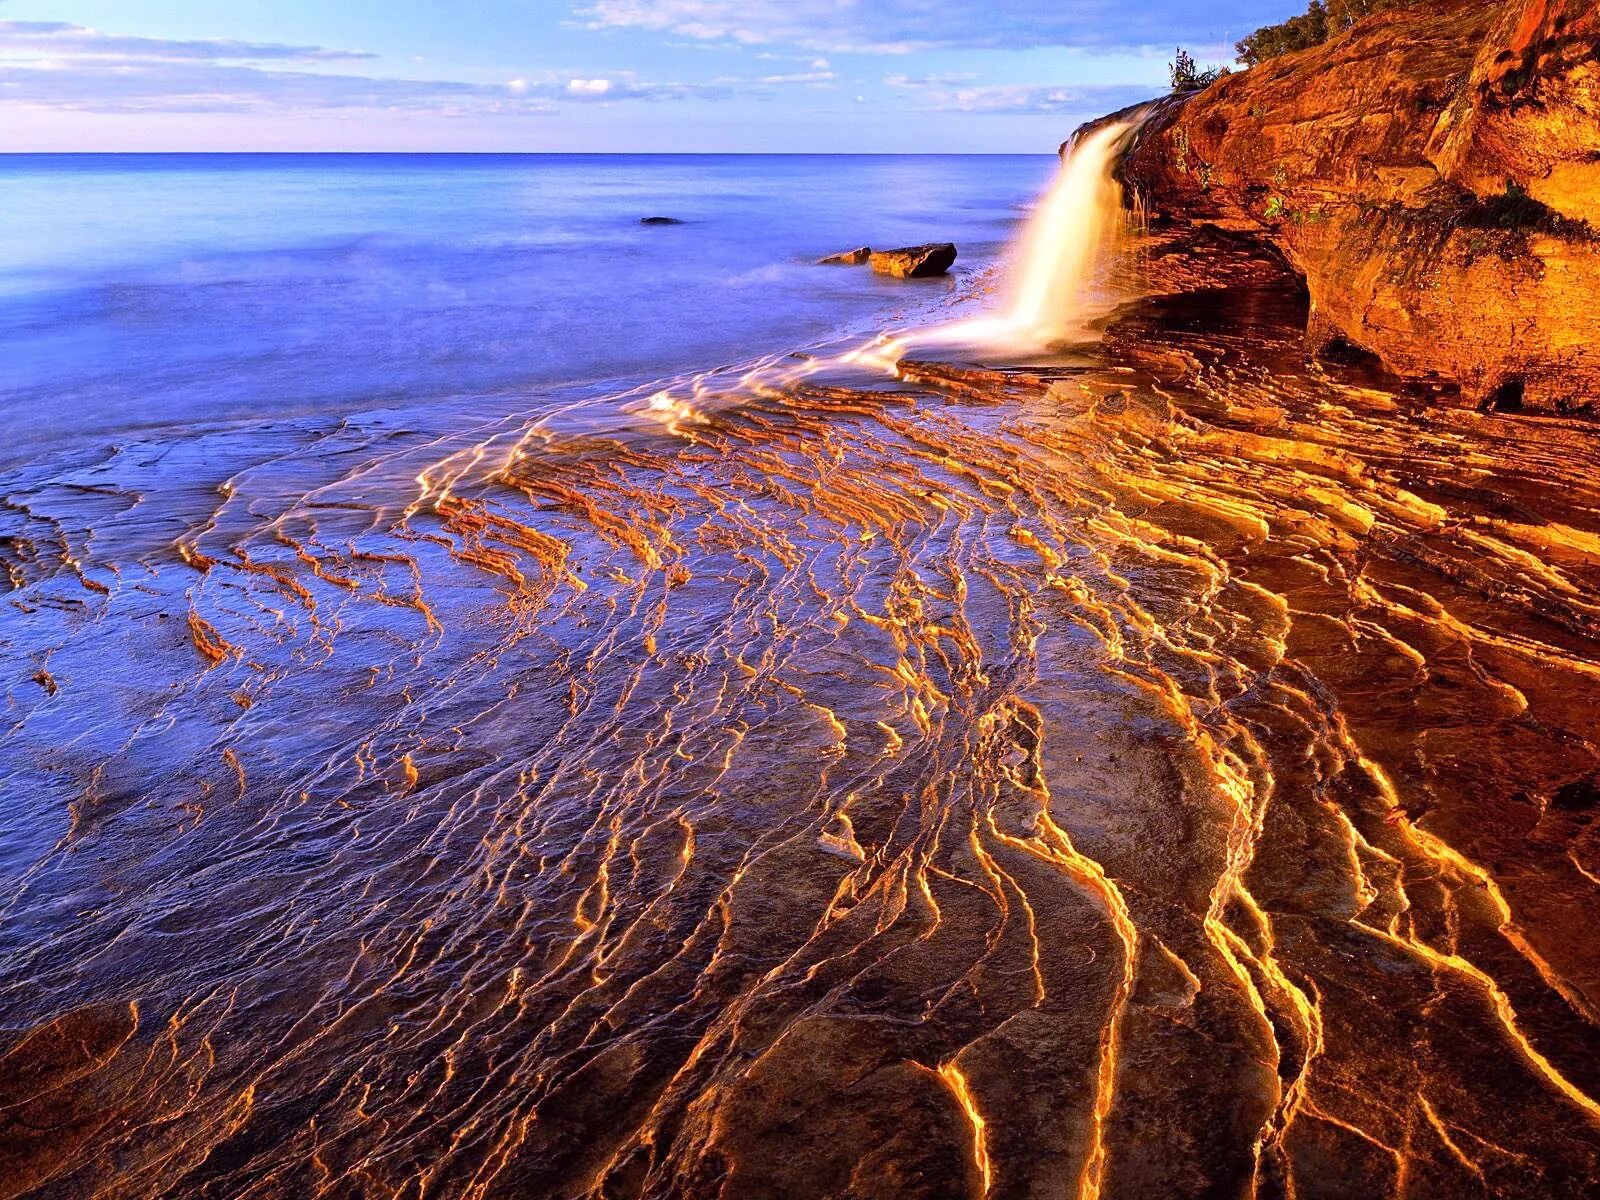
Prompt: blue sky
<box><xmin>0</xmin><ymin>1</ymin><xmax>1288</xmax><ymax>151</ymax></box>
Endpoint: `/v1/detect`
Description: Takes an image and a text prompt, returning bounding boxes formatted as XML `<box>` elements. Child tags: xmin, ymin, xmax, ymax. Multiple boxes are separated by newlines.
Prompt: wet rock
<box><xmin>1117</xmin><ymin>0</ymin><xmax>1600</xmax><ymax>411</ymax></box>
<box><xmin>868</xmin><ymin>243</ymin><xmax>958</xmax><ymax>279</ymax></box>
<box><xmin>639</xmin><ymin>216</ymin><xmax>684</xmax><ymax>226</ymax></box>
<box><xmin>818</xmin><ymin>246</ymin><xmax>872</xmax><ymax>266</ymax></box>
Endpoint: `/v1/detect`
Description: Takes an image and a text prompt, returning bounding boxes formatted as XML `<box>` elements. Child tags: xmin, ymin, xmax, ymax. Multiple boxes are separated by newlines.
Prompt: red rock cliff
<box><xmin>1118</xmin><ymin>0</ymin><xmax>1600</xmax><ymax>410</ymax></box>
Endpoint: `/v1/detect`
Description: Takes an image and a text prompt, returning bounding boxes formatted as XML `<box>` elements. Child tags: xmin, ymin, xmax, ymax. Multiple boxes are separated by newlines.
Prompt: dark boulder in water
<box><xmin>640</xmin><ymin>216</ymin><xmax>685</xmax><ymax>226</ymax></box>
<box><xmin>818</xmin><ymin>247</ymin><xmax>872</xmax><ymax>265</ymax></box>
<box><xmin>868</xmin><ymin>243</ymin><xmax>957</xmax><ymax>279</ymax></box>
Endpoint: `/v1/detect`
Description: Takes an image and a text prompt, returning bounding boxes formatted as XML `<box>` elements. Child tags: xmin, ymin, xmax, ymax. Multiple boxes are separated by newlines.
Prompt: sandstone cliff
<box><xmin>1116</xmin><ymin>0</ymin><xmax>1600</xmax><ymax>411</ymax></box>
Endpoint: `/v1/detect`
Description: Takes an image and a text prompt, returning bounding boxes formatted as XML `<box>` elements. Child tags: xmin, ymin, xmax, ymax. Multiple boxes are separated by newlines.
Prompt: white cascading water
<box><xmin>1002</xmin><ymin>114</ymin><xmax>1147</xmax><ymax>340</ymax></box>
<box><xmin>892</xmin><ymin>109</ymin><xmax>1150</xmax><ymax>356</ymax></box>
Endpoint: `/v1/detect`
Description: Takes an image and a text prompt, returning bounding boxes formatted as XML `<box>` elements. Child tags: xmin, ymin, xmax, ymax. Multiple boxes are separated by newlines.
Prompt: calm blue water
<box><xmin>1</xmin><ymin>154</ymin><xmax>1056</xmax><ymax>468</ymax></box>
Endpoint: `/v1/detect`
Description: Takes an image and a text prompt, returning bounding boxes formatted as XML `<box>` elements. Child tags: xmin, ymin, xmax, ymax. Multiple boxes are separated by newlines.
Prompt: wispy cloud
<box><xmin>0</xmin><ymin>18</ymin><xmax>520</xmax><ymax>116</ymax></box>
<box><xmin>0</xmin><ymin>60</ymin><xmax>557</xmax><ymax>115</ymax></box>
<box><xmin>0</xmin><ymin>20</ymin><xmax>746</xmax><ymax>116</ymax></box>
<box><xmin>0</xmin><ymin>60</ymin><xmax>761</xmax><ymax>115</ymax></box>
<box><xmin>0</xmin><ymin>4</ymin><xmax>1218</xmax><ymax>143</ymax></box>
<box><xmin>544</xmin><ymin>73</ymin><xmax>730</xmax><ymax>100</ymax></box>
<box><xmin>884</xmin><ymin>72</ymin><xmax>980</xmax><ymax>89</ymax></box>
<box><xmin>885</xmin><ymin>73</ymin><xmax>1154</xmax><ymax>115</ymax></box>
<box><xmin>754</xmin><ymin>70</ymin><xmax>834</xmax><ymax>85</ymax></box>
<box><xmin>0</xmin><ymin>20</ymin><xmax>375</xmax><ymax>62</ymax></box>
<box><xmin>578</xmin><ymin>0</ymin><xmax>1266</xmax><ymax>52</ymax></box>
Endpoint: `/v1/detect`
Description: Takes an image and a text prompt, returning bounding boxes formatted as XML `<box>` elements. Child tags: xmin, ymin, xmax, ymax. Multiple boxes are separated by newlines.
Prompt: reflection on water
<box><xmin>3</xmin><ymin>234</ymin><xmax>1600</xmax><ymax>1197</ymax></box>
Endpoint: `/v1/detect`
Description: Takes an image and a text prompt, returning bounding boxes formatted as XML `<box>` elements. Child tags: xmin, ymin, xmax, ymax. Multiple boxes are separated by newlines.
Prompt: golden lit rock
<box><xmin>1121</xmin><ymin>0</ymin><xmax>1600</xmax><ymax>410</ymax></box>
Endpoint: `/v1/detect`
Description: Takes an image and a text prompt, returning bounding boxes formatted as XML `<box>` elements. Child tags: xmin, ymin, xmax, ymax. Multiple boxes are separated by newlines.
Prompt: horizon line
<box><xmin>0</xmin><ymin>149</ymin><xmax>1062</xmax><ymax>157</ymax></box>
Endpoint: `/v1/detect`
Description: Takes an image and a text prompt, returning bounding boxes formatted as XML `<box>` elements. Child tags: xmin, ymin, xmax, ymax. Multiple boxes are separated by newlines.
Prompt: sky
<box><xmin>0</xmin><ymin>1</ymin><xmax>1292</xmax><ymax>152</ymax></box>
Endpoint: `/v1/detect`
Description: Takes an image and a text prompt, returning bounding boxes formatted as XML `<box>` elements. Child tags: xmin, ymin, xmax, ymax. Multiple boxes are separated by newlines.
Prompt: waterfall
<box><xmin>896</xmin><ymin>107</ymin><xmax>1150</xmax><ymax>356</ymax></box>
<box><xmin>642</xmin><ymin>108</ymin><xmax>1152</xmax><ymax>421</ymax></box>
<box><xmin>1003</xmin><ymin>114</ymin><xmax>1148</xmax><ymax>341</ymax></box>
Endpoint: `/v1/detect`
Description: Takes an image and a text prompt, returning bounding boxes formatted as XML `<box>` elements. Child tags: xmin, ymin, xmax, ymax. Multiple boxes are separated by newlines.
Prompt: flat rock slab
<box><xmin>869</xmin><ymin>243</ymin><xmax>957</xmax><ymax>279</ymax></box>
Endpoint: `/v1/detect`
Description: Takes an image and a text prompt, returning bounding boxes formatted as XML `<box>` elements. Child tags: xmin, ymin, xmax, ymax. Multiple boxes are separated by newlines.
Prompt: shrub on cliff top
<box><xmin>1236</xmin><ymin>0</ymin><xmax>1422</xmax><ymax>66</ymax></box>
<box><xmin>1170</xmin><ymin>48</ymin><xmax>1232</xmax><ymax>92</ymax></box>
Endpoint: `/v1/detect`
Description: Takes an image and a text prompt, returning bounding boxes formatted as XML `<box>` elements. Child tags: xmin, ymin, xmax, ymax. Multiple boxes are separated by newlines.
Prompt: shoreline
<box><xmin>5</xmin><ymin>41</ymin><xmax>1600</xmax><ymax>1193</ymax></box>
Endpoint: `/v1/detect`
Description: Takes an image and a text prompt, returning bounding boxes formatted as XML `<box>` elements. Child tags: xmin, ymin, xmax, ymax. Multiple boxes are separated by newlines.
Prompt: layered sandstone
<box><xmin>1431</xmin><ymin>0</ymin><xmax>1600</xmax><ymax>222</ymax></box>
<box><xmin>1116</xmin><ymin>0</ymin><xmax>1600</xmax><ymax>410</ymax></box>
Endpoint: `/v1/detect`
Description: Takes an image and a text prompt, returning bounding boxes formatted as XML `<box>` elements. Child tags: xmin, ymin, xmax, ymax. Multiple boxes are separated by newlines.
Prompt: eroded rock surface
<box><xmin>1432</xmin><ymin>0</ymin><xmax>1600</xmax><ymax>222</ymax></box>
<box><xmin>2</xmin><ymin>218</ymin><xmax>1599</xmax><ymax>1200</ymax></box>
<box><xmin>1119</xmin><ymin>0</ymin><xmax>1600</xmax><ymax>410</ymax></box>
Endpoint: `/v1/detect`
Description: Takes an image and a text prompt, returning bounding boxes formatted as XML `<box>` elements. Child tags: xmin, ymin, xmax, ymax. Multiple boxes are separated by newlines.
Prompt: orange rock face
<box><xmin>1431</xmin><ymin>0</ymin><xmax>1600</xmax><ymax>221</ymax></box>
<box><xmin>1121</xmin><ymin>0</ymin><xmax>1600</xmax><ymax>410</ymax></box>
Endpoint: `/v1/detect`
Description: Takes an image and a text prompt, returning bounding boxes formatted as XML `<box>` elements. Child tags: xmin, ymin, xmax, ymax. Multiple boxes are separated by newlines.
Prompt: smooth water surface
<box><xmin>0</xmin><ymin>153</ymin><xmax>1053</xmax><ymax>468</ymax></box>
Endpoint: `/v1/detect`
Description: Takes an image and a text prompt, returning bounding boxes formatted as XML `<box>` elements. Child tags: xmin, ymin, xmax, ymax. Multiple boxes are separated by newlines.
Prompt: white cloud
<box><xmin>755</xmin><ymin>70</ymin><xmax>834</xmax><ymax>85</ymax></box>
<box><xmin>549</xmin><ymin>73</ymin><xmax>734</xmax><ymax>101</ymax></box>
<box><xmin>0</xmin><ymin>5</ymin><xmax>1194</xmax><ymax>127</ymax></box>
<box><xmin>0</xmin><ymin>60</ymin><xmax>740</xmax><ymax>112</ymax></box>
<box><xmin>0</xmin><ymin>58</ymin><xmax>559</xmax><ymax>115</ymax></box>
<box><xmin>884</xmin><ymin>71</ymin><xmax>979</xmax><ymax>89</ymax></box>
<box><xmin>0</xmin><ymin>20</ymin><xmax>746</xmax><ymax>116</ymax></box>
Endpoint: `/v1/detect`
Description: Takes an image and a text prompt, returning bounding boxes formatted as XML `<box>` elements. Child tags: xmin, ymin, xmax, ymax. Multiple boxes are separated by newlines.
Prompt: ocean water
<box><xmin>1</xmin><ymin>153</ymin><xmax>1056</xmax><ymax>469</ymax></box>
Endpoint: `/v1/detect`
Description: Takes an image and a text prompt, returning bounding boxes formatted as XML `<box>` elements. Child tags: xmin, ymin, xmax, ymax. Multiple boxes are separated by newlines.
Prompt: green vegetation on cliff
<box><xmin>1169</xmin><ymin>48</ymin><xmax>1232</xmax><ymax>92</ymax></box>
<box><xmin>1236</xmin><ymin>0</ymin><xmax>1423</xmax><ymax>66</ymax></box>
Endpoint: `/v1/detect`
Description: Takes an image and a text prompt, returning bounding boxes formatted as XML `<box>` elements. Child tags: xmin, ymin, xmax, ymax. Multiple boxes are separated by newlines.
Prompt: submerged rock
<box><xmin>868</xmin><ymin>243</ymin><xmax>958</xmax><ymax>279</ymax></box>
<box><xmin>818</xmin><ymin>246</ymin><xmax>872</xmax><ymax>265</ymax></box>
<box><xmin>639</xmin><ymin>216</ymin><xmax>684</xmax><ymax>226</ymax></box>
<box><xmin>1116</xmin><ymin>0</ymin><xmax>1600</xmax><ymax>411</ymax></box>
